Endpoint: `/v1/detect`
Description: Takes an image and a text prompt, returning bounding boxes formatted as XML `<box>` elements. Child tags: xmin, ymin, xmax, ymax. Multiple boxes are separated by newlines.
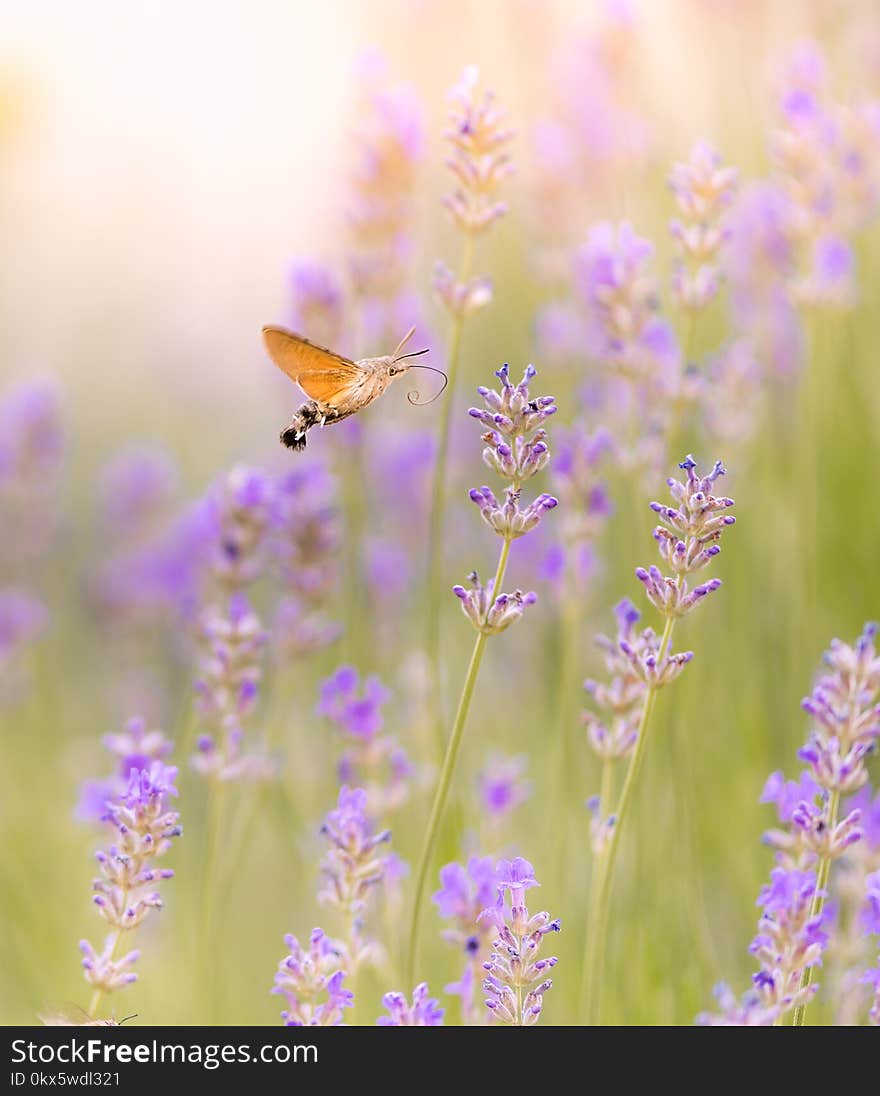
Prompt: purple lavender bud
<box><xmin>377</xmin><ymin>983</ymin><xmax>444</xmax><ymax>1026</ymax></box>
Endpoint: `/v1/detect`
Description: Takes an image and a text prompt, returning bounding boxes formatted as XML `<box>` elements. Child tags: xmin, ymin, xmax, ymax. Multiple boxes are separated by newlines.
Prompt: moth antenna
<box><xmin>391</xmin><ymin>325</ymin><xmax>418</xmax><ymax>360</ymax></box>
<box><xmin>119</xmin><ymin>1014</ymin><xmax>138</xmax><ymax>1026</ymax></box>
<box><xmin>405</xmin><ymin>363</ymin><xmax>449</xmax><ymax>406</ymax></box>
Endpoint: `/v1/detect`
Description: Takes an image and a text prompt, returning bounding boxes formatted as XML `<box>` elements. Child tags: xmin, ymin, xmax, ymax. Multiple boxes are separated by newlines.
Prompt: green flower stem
<box><xmin>791</xmin><ymin>787</ymin><xmax>840</xmax><ymax>1027</ymax></box>
<box><xmin>407</xmin><ymin>532</ymin><xmax>511</xmax><ymax>987</ymax></box>
<box><xmin>424</xmin><ymin>232</ymin><xmax>476</xmax><ymax>752</ymax></box>
<box><xmin>197</xmin><ymin>779</ymin><xmax>226</xmax><ymax>1022</ymax></box>
<box><xmin>582</xmin><ymin>607</ymin><xmax>677</xmax><ymax>1024</ymax></box>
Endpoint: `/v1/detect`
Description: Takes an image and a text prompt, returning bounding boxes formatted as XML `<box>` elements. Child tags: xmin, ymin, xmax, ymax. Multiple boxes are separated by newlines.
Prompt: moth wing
<box><xmin>262</xmin><ymin>326</ymin><xmax>362</xmax><ymax>408</ymax></box>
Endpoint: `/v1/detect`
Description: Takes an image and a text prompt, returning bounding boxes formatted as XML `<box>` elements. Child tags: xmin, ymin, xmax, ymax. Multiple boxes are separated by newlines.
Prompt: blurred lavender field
<box><xmin>1</xmin><ymin>0</ymin><xmax>880</xmax><ymax>1026</ymax></box>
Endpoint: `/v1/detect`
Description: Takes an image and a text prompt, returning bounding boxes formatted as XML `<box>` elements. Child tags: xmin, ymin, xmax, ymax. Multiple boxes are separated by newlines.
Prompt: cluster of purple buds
<box><xmin>669</xmin><ymin>142</ymin><xmax>738</xmax><ymax>313</ymax></box>
<box><xmin>699</xmin><ymin>868</ymin><xmax>830</xmax><ymax>1026</ymax></box>
<box><xmin>453</xmin><ymin>572</ymin><xmax>536</xmax><ymax>637</ymax></box>
<box><xmin>700</xmin><ymin>340</ymin><xmax>765</xmax><ymax>446</ymax></box>
<box><xmin>636</xmin><ymin>456</ymin><xmax>735</xmax><ymax>621</ymax></box>
<box><xmin>377</xmin><ymin>983</ymin><xmax>444</xmax><ymax>1026</ymax></box>
<box><xmin>271</xmin><ymin>928</ymin><xmax>353</xmax><ymax>1026</ymax></box>
<box><xmin>798</xmin><ymin>623</ymin><xmax>880</xmax><ymax>795</ymax></box>
<box><xmin>454</xmin><ymin>365</ymin><xmax>558</xmax><ymax>635</ymax></box>
<box><xmin>762</xmin><ymin>770</ymin><xmax>862</xmax><ymax>868</ymax></box>
<box><xmin>318</xmin><ymin>786</ymin><xmax>391</xmax><ymax>969</ymax></box>
<box><xmin>479</xmin><ymin>858</ymin><xmax>560</xmax><ymax>1025</ymax></box>
<box><xmin>469</xmin><ymin>363</ymin><xmax>557</xmax><ymax>486</ymax></box>
<box><xmin>443</xmin><ymin>65</ymin><xmax>513</xmax><ymax>238</ymax></box>
<box><xmin>80</xmin><ymin>762</ymin><xmax>181</xmax><ymax>998</ymax></box>
<box><xmin>317</xmin><ymin>667</ymin><xmax>411</xmax><ymax>813</ymax></box>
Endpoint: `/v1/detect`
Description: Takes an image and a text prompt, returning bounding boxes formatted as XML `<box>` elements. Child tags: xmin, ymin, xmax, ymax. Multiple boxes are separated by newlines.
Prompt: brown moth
<box><xmin>261</xmin><ymin>325</ymin><xmax>446</xmax><ymax>451</ymax></box>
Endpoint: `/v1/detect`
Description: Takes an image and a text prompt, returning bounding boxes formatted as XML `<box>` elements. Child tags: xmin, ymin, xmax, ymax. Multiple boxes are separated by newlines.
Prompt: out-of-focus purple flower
<box><xmin>479</xmin><ymin>857</ymin><xmax>560</xmax><ymax>1025</ymax></box>
<box><xmin>725</xmin><ymin>182</ymin><xmax>802</xmax><ymax>376</ymax></box>
<box><xmin>433</xmin><ymin>262</ymin><xmax>492</xmax><ymax>318</ymax></box>
<box><xmin>80</xmin><ymin>761</ymin><xmax>181</xmax><ymax>999</ymax></box>
<box><xmin>318</xmin><ymin>787</ymin><xmax>391</xmax><ymax>969</ymax></box>
<box><xmin>377</xmin><ymin>983</ymin><xmax>444</xmax><ymax>1026</ymax></box>
<box><xmin>271</xmin><ymin>928</ymin><xmax>352</xmax><ymax>1026</ymax></box>
<box><xmin>0</xmin><ymin>588</ymin><xmax>48</xmax><ymax>667</ymax></box>
<box><xmin>478</xmin><ymin>753</ymin><xmax>532</xmax><ymax>822</ymax></box>
<box><xmin>443</xmin><ymin>65</ymin><xmax>513</xmax><ymax>238</ymax></box>
<box><xmin>97</xmin><ymin>445</ymin><xmax>179</xmax><ymax>543</ymax></box>
<box><xmin>700</xmin><ymin>339</ymin><xmax>765</xmax><ymax>446</ymax></box>
<box><xmin>191</xmin><ymin>593</ymin><xmax>271</xmax><ymax>783</ymax></box>
<box><xmin>861</xmin><ymin>871</ymin><xmax>880</xmax><ymax>936</ymax></box>
<box><xmin>433</xmin><ymin>857</ymin><xmax>498</xmax><ymax>960</ymax></box>
<box><xmin>575</xmin><ymin>221</ymin><xmax>680</xmax><ymax>382</ymax></box>
<box><xmin>0</xmin><ymin>379</ymin><xmax>64</xmax><ymax>486</ymax></box>
<box><xmin>669</xmin><ymin>142</ymin><xmax>738</xmax><ymax>313</ymax></box>
<box><xmin>207</xmin><ymin>466</ymin><xmax>275</xmax><ymax>589</ymax></box>
<box><xmin>317</xmin><ymin>666</ymin><xmax>390</xmax><ymax>742</ymax></box>
<box><xmin>287</xmin><ymin>261</ymin><xmax>346</xmax><ymax>350</ymax></box>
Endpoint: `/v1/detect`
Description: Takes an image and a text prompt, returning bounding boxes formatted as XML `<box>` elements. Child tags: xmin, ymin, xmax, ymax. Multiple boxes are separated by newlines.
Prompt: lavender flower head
<box><xmin>636</xmin><ymin>455</ymin><xmax>735</xmax><ymax>623</ymax></box>
<box><xmin>575</xmin><ymin>221</ymin><xmax>680</xmax><ymax>382</ymax></box>
<box><xmin>80</xmin><ymin>761</ymin><xmax>181</xmax><ymax>999</ymax></box>
<box><xmin>0</xmin><ymin>588</ymin><xmax>48</xmax><ymax>678</ymax></box>
<box><xmin>272</xmin><ymin>928</ymin><xmax>353</xmax><ymax>1027</ymax></box>
<box><xmin>377</xmin><ymin>983</ymin><xmax>444</xmax><ymax>1026</ymax></box>
<box><xmin>480</xmin><ymin>857</ymin><xmax>560</xmax><ymax>1025</ymax></box>
<box><xmin>798</xmin><ymin>623</ymin><xmax>880</xmax><ymax>794</ymax></box>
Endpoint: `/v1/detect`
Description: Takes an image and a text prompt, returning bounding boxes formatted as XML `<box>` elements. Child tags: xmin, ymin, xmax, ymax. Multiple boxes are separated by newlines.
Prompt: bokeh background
<box><xmin>2</xmin><ymin>0</ymin><xmax>879</xmax><ymax>1026</ymax></box>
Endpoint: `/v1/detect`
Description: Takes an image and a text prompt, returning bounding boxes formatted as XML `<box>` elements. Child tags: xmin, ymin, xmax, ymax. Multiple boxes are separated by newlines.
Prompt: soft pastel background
<box><xmin>1</xmin><ymin>0</ymin><xmax>879</xmax><ymax>1025</ymax></box>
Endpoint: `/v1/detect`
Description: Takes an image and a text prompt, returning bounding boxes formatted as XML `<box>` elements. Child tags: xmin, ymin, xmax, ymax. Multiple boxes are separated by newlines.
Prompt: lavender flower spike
<box><xmin>480</xmin><ymin>857</ymin><xmax>560</xmax><ymax>1025</ymax></box>
<box><xmin>377</xmin><ymin>983</ymin><xmax>444</xmax><ymax>1026</ymax></box>
<box><xmin>80</xmin><ymin>760</ymin><xmax>181</xmax><ymax>1010</ymax></box>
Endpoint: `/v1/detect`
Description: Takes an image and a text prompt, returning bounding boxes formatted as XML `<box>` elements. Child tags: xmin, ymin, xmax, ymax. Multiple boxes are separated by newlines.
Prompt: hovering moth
<box><xmin>261</xmin><ymin>325</ymin><xmax>446</xmax><ymax>451</ymax></box>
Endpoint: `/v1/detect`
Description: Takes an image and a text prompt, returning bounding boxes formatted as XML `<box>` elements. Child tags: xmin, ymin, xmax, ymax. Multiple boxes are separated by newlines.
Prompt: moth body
<box><xmin>262</xmin><ymin>326</ymin><xmax>441</xmax><ymax>453</ymax></box>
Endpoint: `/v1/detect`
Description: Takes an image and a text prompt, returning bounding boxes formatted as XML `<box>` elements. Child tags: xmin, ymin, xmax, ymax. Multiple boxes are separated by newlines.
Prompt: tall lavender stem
<box><xmin>408</xmin><ymin>363</ymin><xmax>557</xmax><ymax>986</ymax></box>
<box><xmin>424</xmin><ymin>68</ymin><xmax>513</xmax><ymax>746</ymax></box>
<box><xmin>408</xmin><ymin>533</ymin><xmax>511</xmax><ymax>987</ymax></box>
<box><xmin>581</xmin><ymin>457</ymin><xmax>735</xmax><ymax>1023</ymax></box>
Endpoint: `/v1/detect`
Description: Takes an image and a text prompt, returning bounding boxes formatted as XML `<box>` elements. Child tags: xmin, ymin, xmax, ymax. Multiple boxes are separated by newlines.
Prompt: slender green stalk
<box><xmin>791</xmin><ymin>788</ymin><xmax>840</xmax><ymax>1027</ymax></box>
<box><xmin>197</xmin><ymin>780</ymin><xmax>226</xmax><ymax>1021</ymax></box>
<box><xmin>407</xmin><ymin>533</ymin><xmax>511</xmax><ymax>986</ymax></box>
<box><xmin>582</xmin><ymin>609</ymin><xmax>676</xmax><ymax>1024</ymax></box>
<box><xmin>424</xmin><ymin>234</ymin><xmax>476</xmax><ymax>749</ymax></box>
